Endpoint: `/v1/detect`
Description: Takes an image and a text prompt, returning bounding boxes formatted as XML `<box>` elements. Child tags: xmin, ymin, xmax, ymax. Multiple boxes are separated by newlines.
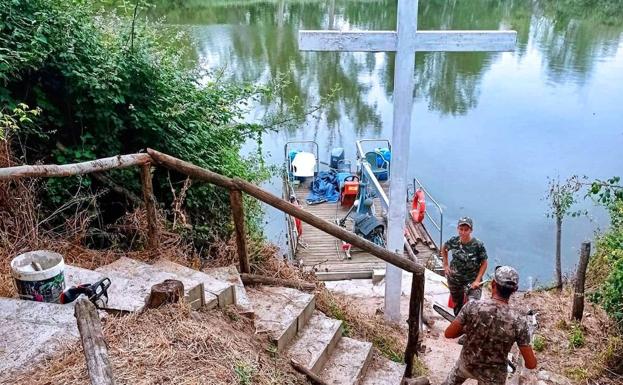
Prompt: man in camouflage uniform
<box><xmin>441</xmin><ymin>265</ymin><xmax>538</xmax><ymax>385</ymax></box>
<box><xmin>441</xmin><ymin>216</ymin><xmax>488</xmax><ymax>315</ymax></box>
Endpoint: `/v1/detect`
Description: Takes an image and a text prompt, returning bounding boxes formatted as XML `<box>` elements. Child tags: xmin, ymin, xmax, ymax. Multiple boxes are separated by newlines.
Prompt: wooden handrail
<box><xmin>147</xmin><ymin>148</ymin><xmax>423</xmax><ymax>274</ymax></box>
<box><xmin>0</xmin><ymin>154</ymin><xmax>151</xmax><ymax>180</ymax></box>
<box><xmin>0</xmin><ymin>149</ymin><xmax>426</xmax><ymax>378</ymax></box>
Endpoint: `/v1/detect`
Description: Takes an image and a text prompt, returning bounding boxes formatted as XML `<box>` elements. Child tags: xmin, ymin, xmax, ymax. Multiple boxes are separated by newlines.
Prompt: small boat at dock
<box><xmin>283</xmin><ymin>139</ymin><xmax>444</xmax><ymax>281</ymax></box>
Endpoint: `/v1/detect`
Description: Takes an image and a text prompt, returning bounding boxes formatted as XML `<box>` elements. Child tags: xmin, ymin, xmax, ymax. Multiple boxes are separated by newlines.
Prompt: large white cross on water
<box><xmin>299</xmin><ymin>0</ymin><xmax>516</xmax><ymax>321</ymax></box>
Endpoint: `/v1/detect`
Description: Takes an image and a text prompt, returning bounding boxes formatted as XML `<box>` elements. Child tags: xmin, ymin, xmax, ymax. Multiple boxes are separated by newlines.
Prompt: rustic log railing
<box><xmin>0</xmin><ymin>149</ymin><xmax>426</xmax><ymax>378</ymax></box>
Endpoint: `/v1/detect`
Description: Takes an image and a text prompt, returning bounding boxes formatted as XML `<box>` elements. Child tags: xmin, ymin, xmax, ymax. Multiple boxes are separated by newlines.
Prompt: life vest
<box><xmin>410</xmin><ymin>189</ymin><xmax>426</xmax><ymax>223</ymax></box>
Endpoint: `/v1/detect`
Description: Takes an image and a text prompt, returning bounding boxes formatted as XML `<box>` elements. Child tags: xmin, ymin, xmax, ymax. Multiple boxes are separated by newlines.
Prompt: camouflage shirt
<box><xmin>444</xmin><ymin>236</ymin><xmax>488</xmax><ymax>284</ymax></box>
<box><xmin>456</xmin><ymin>299</ymin><xmax>531</xmax><ymax>377</ymax></box>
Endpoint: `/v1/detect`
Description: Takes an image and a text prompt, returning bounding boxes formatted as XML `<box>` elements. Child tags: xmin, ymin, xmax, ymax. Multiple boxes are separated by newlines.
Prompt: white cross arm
<box><xmin>299</xmin><ymin>30</ymin><xmax>516</xmax><ymax>52</ymax></box>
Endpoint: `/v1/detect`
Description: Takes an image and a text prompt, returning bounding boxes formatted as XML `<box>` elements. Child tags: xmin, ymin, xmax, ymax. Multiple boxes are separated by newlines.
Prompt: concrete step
<box><xmin>287</xmin><ymin>311</ymin><xmax>343</xmax><ymax>374</ymax></box>
<box><xmin>319</xmin><ymin>337</ymin><xmax>373</xmax><ymax>385</ymax></box>
<box><xmin>0</xmin><ymin>297</ymin><xmax>80</xmax><ymax>376</ymax></box>
<box><xmin>206</xmin><ymin>265</ymin><xmax>254</xmax><ymax>317</ymax></box>
<box><xmin>152</xmin><ymin>259</ymin><xmax>236</xmax><ymax>309</ymax></box>
<box><xmin>247</xmin><ymin>285</ymin><xmax>315</xmax><ymax>351</ymax></box>
<box><xmin>65</xmin><ymin>265</ymin><xmax>141</xmax><ymax>312</ymax></box>
<box><xmin>95</xmin><ymin>257</ymin><xmax>210</xmax><ymax>310</ymax></box>
<box><xmin>360</xmin><ymin>355</ymin><xmax>405</xmax><ymax>385</ymax></box>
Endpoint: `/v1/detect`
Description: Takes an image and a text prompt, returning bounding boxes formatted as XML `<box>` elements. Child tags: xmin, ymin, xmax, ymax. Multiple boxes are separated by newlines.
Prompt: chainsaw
<box><xmin>60</xmin><ymin>277</ymin><xmax>111</xmax><ymax>309</ymax></box>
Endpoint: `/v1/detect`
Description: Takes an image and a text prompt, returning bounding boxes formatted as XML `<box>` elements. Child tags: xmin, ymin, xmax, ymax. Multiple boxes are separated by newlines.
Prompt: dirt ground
<box><xmin>324</xmin><ymin>272</ymin><xmax>621</xmax><ymax>385</ymax></box>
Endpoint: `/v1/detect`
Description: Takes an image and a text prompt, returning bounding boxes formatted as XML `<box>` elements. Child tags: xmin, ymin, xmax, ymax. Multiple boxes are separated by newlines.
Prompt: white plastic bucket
<box><xmin>10</xmin><ymin>250</ymin><xmax>65</xmax><ymax>303</ymax></box>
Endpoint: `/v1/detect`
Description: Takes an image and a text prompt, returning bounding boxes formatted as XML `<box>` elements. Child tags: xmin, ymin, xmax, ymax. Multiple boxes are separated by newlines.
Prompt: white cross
<box><xmin>299</xmin><ymin>0</ymin><xmax>516</xmax><ymax>322</ymax></box>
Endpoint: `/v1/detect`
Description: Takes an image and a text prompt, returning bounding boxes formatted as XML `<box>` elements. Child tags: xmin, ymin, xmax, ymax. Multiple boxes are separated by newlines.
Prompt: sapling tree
<box><xmin>546</xmin><ymin>176</ymin><xmax>585</xmax><ymax>289</ymax></box>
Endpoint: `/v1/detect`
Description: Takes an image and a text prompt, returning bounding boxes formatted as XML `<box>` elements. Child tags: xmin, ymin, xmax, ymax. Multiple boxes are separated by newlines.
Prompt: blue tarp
<box><xmin>307</xmin><ymin>170</ymin><xmax>340</xmax><ymax>204</ymax></box>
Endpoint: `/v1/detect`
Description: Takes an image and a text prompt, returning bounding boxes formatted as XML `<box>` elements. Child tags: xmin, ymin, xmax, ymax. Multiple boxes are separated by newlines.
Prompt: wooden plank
<box><xmin>412</xmin><ymin>31</ymin><xmax>517</xmax><ymax>52</ymax></box>
<box><xmin>299</xmin><ymin>31</ymin><xmax>397</xmax><ymax>52</ymax></box>
<box><xmin>299</xmin><ymin>30</ymin><xmax>516</xmax><ymax>53</ymax></box>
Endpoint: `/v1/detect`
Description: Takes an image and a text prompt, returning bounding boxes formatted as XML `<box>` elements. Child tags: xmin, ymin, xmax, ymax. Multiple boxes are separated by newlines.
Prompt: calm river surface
<box><xmin>148</xmin><ymin>0</ymin><xmax>623</xmax><ymax>286</ymax></box>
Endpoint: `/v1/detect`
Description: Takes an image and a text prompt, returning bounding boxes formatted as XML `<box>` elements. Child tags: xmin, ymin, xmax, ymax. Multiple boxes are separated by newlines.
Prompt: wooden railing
<box><xmin>0</xmin><ymin>149</ymin><xmax>426</xmax><ymax>378</ymax></box>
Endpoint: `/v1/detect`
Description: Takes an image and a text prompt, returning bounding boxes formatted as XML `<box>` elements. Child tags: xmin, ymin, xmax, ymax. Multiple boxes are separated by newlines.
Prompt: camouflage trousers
<box><xmin>448</xmin><ymin>278</ymin><xmax>482</xmax><ymax>316</ymax></box>
<box><xmin>442</xmin><ymin>359</ymin><xmax>507</xmax><ymax>385</ymax></box>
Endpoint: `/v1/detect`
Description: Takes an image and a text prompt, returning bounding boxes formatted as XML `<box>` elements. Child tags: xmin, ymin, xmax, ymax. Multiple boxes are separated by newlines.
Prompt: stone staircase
<box><xmin>1</xmin><ymin>257</ymin><xmax>405</xmax><ymax>384</ymax></box>
<box><xmin>248</xmin><ymin>285</ymin><xmax>405</xmax><ymax>385</ymax></box>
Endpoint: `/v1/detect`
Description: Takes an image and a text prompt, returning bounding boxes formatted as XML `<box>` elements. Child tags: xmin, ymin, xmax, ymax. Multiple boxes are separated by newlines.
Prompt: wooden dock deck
<box><xmin>290</xmin><ymin>182</ymin><xmax>439</xmax><ymax>281</ymax></box>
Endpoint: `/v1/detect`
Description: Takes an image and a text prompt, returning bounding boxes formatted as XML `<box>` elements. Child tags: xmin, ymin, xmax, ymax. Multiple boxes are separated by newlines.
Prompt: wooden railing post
<box><xmin>229</xmin><ymin>189</ymin><xmax>250</xmax><ymax>274</ymax></box>
<box><xmin>572</xmin><ymin>242</ymin><xmax>591</xmax><ymax>322</ymax></box>
<box><xmin>74</xmin><ymin>296</ymin><xmax>115</xmax><ymax>385</ymax></box>
<box><xmin>404</xmin><ymin>270</ymin><xmax>425</xmax><ymax>378</ymax></box>
<box><xmin>140</xmin><ymin>163</ymin><xmax>159</xmax><ymax>250</ymax></box>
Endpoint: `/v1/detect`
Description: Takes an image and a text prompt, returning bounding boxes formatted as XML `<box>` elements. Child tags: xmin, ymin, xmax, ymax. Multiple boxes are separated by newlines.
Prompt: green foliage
<box><xmin>541</xmin><ymin>0</ymin><xmax>623</xmax><ymax>26</ymax></box>
<box><xmin>586</xmin><ymin>177</ymin><xmax>623</xmax><ymax>329</ymax></box>
<box><xmin>568</xmin><ymin>323</ymin><xmax>585</xmax><ymax>349</ymax></box>
<box><xmin>0</xmin><ymin>0</ymin><xmax>271</xmax><ymax>240</ymax></box>
<box><xmin>545</xmin><ymin>175</ymin><xmax>585</xmax><ymax>220</ymax></box>
<box><xmin>0</xmin><ymin>104</ymin><xmax>42</xmax><ymax>141</ymax></box>
<box><xmin>532</xmin><ymin>334</ymin><xmax>546</xmax><ymax>352</ymax></box>
<box><xmin>371</xmin><ymin>334</ymin><xmax>403</xmax><ymax>362</ymax></box>
<box><xmin>564</xmin><ymin>367</ymin><xmax>589</xmax><ymax>382</ymax></box>
<box><xmin>233</xmin><ymin>360</ymin><xmax>255</xmax><ymax>385</ymax></box>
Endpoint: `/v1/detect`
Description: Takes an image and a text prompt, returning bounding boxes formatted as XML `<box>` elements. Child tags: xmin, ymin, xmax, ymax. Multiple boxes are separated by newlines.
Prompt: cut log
<box><xmin>74</xmin><ymin>296</ymin><xmax>115</xmax><ymax>385</ymax></box>
<box><xmin>240</xmin><ymin>273</ymin><xmax>316</xmax><ymax>291</ymax></box>
<box><xmin>145</xmin><ymin>279</ymin><xmax>184</xmax><ymax>309</ymax></box>
<box><xmin>290</xmin><ymin>359</ymin><xmax>329</xmax><ymax>385</ymax></box>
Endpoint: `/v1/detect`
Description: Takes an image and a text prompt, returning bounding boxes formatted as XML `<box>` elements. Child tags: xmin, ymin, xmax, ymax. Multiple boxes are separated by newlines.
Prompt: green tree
<box><xmin>0</xmin><ymin>0</ymin><xmax>270</xmax><ymax>243</ymax></box>
<box><xmin>546</xmin><ymin>176</ymin><xmax>584</xmax><ymax>289</ymax></box>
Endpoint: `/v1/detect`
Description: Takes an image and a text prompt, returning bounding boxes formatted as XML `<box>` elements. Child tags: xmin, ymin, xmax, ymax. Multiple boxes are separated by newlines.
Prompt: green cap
<box><xmin>458</xmin><ymin>216</ymin><xmax>473</xmax><ymax>228</ymax></box>
<box><xmin>494</xmin><ymin>265</ymin><xmax>519</xmax><ymax>289</ymax></box>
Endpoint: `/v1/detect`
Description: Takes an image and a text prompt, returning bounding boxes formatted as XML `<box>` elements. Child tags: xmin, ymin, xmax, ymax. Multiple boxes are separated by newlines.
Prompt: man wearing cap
<box><xmin>442</xmin><ymin>266</ymin><xmax>538</xmax><ymax>385</ymax></box>
<box><xmin>441</xmin><ymin>216</ymin><xmax>488</xmax><ymax>315</ymax></box>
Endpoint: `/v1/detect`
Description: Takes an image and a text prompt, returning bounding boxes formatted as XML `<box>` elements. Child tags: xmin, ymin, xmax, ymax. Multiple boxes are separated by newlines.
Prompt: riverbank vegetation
<box><xmin>1</xmin><ymin>0</ymin><xmax>271</xmax><ymax>251</ymax></box>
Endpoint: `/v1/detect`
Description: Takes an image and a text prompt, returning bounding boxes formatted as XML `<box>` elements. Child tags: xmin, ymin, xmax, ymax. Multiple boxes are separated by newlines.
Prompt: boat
<box><xmin>283</xmin><ymin>139</ymin><xmax>444</xmax><ymax>281</ymax></box>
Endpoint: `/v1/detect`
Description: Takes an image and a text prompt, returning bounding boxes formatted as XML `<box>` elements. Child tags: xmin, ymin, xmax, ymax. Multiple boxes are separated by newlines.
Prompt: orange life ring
<box><xmin>410</xmin><ymin>189</ymin><xmax>426</xmax><ymax>223</ymax></box>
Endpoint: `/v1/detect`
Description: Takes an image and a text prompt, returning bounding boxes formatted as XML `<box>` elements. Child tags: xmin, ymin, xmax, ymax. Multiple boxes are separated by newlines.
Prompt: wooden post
<box><xmin>230</xmin><ymin>189</ymin><xmax>250</xmax><ymax>274</ymax></box>
<box><xmin>140</xmin><ymin>163</ymin><xmax>159</xmax><ymax>250</ymax></box>
<box><xmin>74</xmin><ymin>296</ymin><xmax>115</xmax><ymax>385</ymax></box>
<box><xmin>571</xmin><ymin>242</ymin><xmax>591</xmax><ymax>322</ymax></box>
<box><xmin>145</xmin><ymin>279</ymin><xmax>184</xmax><ymax>309</ymax></box>
<box><xmin>404</xmin><ymin>270</ymin><xmax>425</xmax><ymax>378</ymax></box>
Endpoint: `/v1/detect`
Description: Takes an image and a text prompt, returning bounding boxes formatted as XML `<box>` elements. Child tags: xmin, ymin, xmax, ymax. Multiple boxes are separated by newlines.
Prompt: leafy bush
<box><xmin>0</xmin><ymin>0</ymin><xmax>270</xmax><ymax>241</ymax></box>
<box><xmin>532</xmin><ymin>334</ymin><xmax>546</xmax><ymax>352</ymax></box>
<box><xmin>587</xmin><ymin>178</ymin><xmax>623</xmax><ymax>329</ymax></box>
<box><xmin>568</xmin><ymin>323</ymin><xmax>585</xmax><ymax>349</ymax></box>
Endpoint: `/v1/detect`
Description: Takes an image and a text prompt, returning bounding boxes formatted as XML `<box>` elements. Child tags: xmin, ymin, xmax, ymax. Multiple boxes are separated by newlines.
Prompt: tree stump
<box><xmin>145</xmin><ymin>279</ymin><xmax>184</xmax><ymax>309</ymax></box>
<box><xmin>571</xmin><ymin>242</ymin><xmax>591</xmax><ymax>322</ymax></box>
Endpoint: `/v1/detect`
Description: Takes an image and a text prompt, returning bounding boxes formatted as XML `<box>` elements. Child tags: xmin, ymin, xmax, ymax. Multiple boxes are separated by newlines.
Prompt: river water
<box><xmin>148</xmin><ymin>0</ymin><xmax>623</xmax><ymax>286</ymax></box>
